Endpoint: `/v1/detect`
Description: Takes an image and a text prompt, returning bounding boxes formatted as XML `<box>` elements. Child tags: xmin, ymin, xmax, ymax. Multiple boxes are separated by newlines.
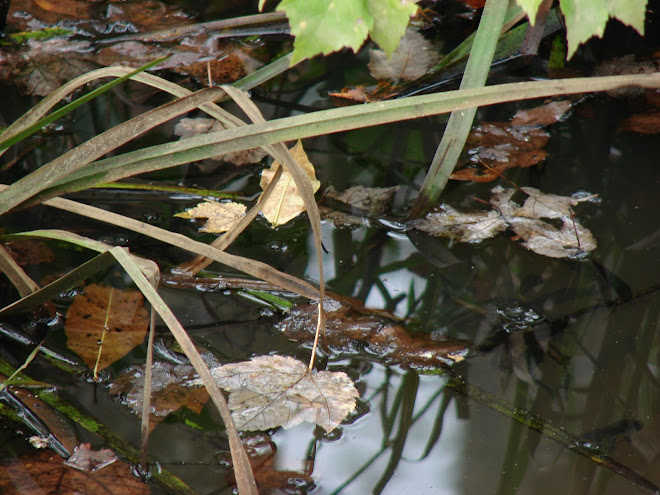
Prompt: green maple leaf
<box><xmin>277</xmin><ymin>0</ymin><xmax>418</xmax><ymax>64</ymax></box>
<box><xmin>559</xmin><ymin>0</ymin><xmax>647</xmax><ymax>59</ymax></box>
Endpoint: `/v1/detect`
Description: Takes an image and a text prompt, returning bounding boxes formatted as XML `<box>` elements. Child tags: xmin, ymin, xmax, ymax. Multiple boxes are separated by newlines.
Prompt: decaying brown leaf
<box><xmin>259</xmin><ymin>141</ymin><xmax>321</xmax><ymax>227</ymax></box>
<box><xmin>450</xmin><ymin>123</ymin><xmax>550</xmax><ymax>182</ymax></box>
<box><xmin>491</xmin><ymin>186</ymin><xmax>597</xmax><ymax>258</ymax></box>
<box><xmin>64</xmin><ymin>284</ymin><xmax>149</xmax><ymax>371</ymax></box>
<box><xmin>0</xmin><ymin>447</ymin><xmax>148</xmax><ymax>494</ymax></box>
<box><xmin>279</xmin><ymin>296</ymin><xmax>471</xmax><ymax>368</ymax></box>
<box><xmin>413</xmin><ymin>186</ymin><xmax>598</xmax><ymax>258</ymax></box>
<box><xmin>328</xmin><ymin>81</ymin><xmax>399</xmax><ymax>105</ymax></box>
<box><xmin>110</xmin><ymin>361</ymin><xmax>209</xmax><ymax>432</ymax></box>
<box><xmin>64</xmin><ymin>443</ymin><xmax>117</xmax><ymax>472</ymax></box>
<box><xmin>369</xmin><ymin>29</ymin><xmax>440</xmax><ymax>82</ymax></box>
<box><xmin>190</xmin><ymin>355</ymin><xmax>359</xmax><ymax>433</ymax></box>
<box><xmin>175</xmin><ymin>201</ymin><xmax>246</xmax><ymax>233</ymax></box>
<box><xmin>511</xmin><ymin>100</ymin><xmax>573</xmax><ymax>127</ymax></box>
<box><xmin>412</xmin><ymin>205</ymin><xmax>508</xmax><ymax>242</ymax></box>
<box><xmin>321</xmin><ymin>185</ymin><xmax>399</xmax><ymax>226</ymax></box>
<box><xmin>4</xmin><ymin>240</ymin><xmax>55</xmax><ymax>266</ymax></box>
<box><xmin>174</xmin><ymin>118</ymin><xmax>268</xmax><ymax>165</ymax></box>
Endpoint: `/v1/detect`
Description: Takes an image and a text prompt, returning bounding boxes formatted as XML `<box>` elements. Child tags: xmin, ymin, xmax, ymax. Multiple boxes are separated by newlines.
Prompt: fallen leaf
<box><xmin>491</xmin><ymin>186</ymin><xmax>598</xmax><ymax>258</ymax></box>
<box><xmin>64</xmin><ymin>443</ymin><xmax>117</xmax><ymax>472</ymax></box>
<box><xmin>328</xmin><ymin>81</ymin><xmax>399</xmax><ymax>105</ymax></box>
<box><xmin>279</xmin><ymin>297</ymin><xmax>472</xmax><ymax>369</ymax></box>
<box><xmin>110</xmin><ymin>361</ymin><xmax>209</xmax><ymax>426</ymax></box>
<box><xmin>321</xmin><ymin>185</ymin><xmax>399</xmax><ymax>226</ymax></box>
<box><xmin>413</xmin><ymin>187</ymin><xmax>598</xmax><ymax>259</ymax></box>
<box><xmin>175</xmin><ymin>201</ymin><xmax>246</xmax><ymax>233</ymax></box>
<box><xmin>411</xmin><ymin>205</ymin><xmax>508</xmax><ymax>242</ymax></box>
<box><xmin>0</xmin><ymin>447</ymin><xmax>148</xmax><ymax>494</ymax></box>
<box><xmin>190</xmin><ymin>355</ymin><xmax>359</xmax><ymax>433</ymax></box>
<box><xmin>174</xmin><ymin>118</ymin><xmax>268</xmax><ymax>165</ymax></box>
<box><xmin>450</xmin><ymin>122</ymin><xmax>550</xmax><ymax>182</ymax></box>
<box><xmin>4</xmin><ymin>239</ymin><xmax>55</xmax><ymax>266</ymax></box>
<box><xmin>258</xmin><ymin>141</ymin><xmax>321</xmax><ymax>227</ymax></box>
<box><xmin>368</xmin><ymin>29</ymin><xmax>439</xmax><ymax>82</ymax></box>
<box><xmin>511</xmin><ymin>100</ymin><xmax>573</xmax><ymax>127</ymax></box>
<box><xmin>620</xmin><ymin>112</ymin><xmax>660</xmax><ymax>134</ymax></box>
<box><xmin>65</xmin><ymin>284</ymin><xmax>149</xmax><ymax>371</ymax></box>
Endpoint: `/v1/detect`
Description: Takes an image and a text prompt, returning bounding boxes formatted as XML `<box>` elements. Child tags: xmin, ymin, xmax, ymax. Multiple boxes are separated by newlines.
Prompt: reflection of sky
<box><xmin>305</xmin><ymin>224</ymin><xmax>427</xmax><ymax>318</ymax></box>
<box><xmin>274</xmin><ymin>366</ymin><xmax>466</xmax><ymax>494</ymax></box>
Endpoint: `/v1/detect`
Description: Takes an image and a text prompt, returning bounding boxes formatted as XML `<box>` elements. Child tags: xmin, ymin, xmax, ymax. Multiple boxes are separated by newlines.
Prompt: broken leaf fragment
<box><xmin>190</xmin><ymin>355</ymin><xmax>359</xmax><ymax>433</ymax></box>
<box><xmin>412</xmin><ymin>205</ymin><xmax>508</xmax><ymax>243</ymax></box>
<box><xmin>175</xmin><ymin>201</ymin><xmax>246</xmax><ymax>233</ymax></box>
<box><xmin>259</xmin><ymin>141</ymin><xmax>321</xmax><ymax>227</ymax></box>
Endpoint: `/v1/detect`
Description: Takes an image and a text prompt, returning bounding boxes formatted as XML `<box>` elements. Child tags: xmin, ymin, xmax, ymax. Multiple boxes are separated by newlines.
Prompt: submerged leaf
<box><xmin>64</xmin><ymin>284</ymin><xmax>148</xmax><ymax>370</ymax></box>
<box><xmin>191</xmin><ymin>355</ymin><xmax>359</xmax><ymax>433</ymax></box>
<box><xmin>369</xmin><ymin>29</ymin><xmax>439</xmax><ymax>82</ymax></box>
<box><xmin>259</xmin><ymin>141</ymin><xmax>321</xmax><ymax>227</ymax></box>
<box><xmin>322</xmin><ymin>185</ymin><xmax>399</xmax><ymax>226</ymax></box>
<box><xmin>175</xmin><ymin>201</ymin><xmax>246</xmax><ymax>233</ymax></box>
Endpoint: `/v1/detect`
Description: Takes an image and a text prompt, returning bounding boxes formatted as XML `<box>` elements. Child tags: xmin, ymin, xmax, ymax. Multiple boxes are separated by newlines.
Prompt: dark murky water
<box><xmin>1</xmin><ymin>3</ymin><xmax>660</xmax><ymax>494</ymax></box>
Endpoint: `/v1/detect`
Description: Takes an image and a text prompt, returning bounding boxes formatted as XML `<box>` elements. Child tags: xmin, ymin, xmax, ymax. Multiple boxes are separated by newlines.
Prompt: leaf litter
<box><xmin>189</xmin><ymin>355</ymin><xmax>359</xmax><ymax>433</ymax></box>
<box><xmin>368</xmin><ymin>29</ymin><xmax>440</xmax><ymax>82</ymax></box>
<box><xmin>321</xmin><ymin>185</ymin><xmax>399</xmax><ymax>226</ymax></box>
<box><xmin>413</xmin><ymin>186</ymin><xmax>598</xmax><ymax>259</ymax></box>
<box><xmin>175</xmin><ymin>201</ymin><xmax>246</xmax><ymax>233</ymax></box>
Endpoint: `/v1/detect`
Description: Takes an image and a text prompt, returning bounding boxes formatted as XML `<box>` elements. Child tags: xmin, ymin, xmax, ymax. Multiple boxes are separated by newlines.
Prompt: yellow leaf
<box><xmin>175</xmin><ymin>201</ymin><xmax>246</xmax><ymax>233</ymax></box>
<box><xmin>258</xmin><ymin>141</ymin><xmax>321</xmax><ymax>227</ymax></box>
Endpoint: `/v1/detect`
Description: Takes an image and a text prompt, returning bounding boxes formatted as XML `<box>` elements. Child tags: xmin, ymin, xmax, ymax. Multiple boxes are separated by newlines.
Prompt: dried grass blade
<box><xmin>220</xmin><ymin>86</ymin><xmax>326</xmax><ymax>368</ymax></box>
<box><xmin>110</xmin><ymin>247</ymin><xmax>257</xmax><ymax>495</ymax></box>
<box><xmin>0</xmin><ymin>244</ymin><xmax>40</xmax><ymax>297</ymax></box>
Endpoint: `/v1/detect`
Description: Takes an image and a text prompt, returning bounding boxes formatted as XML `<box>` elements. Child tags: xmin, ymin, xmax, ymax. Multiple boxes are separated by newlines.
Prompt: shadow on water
<box><xmin>1</xmin><ymin>2</ymin><xmax>660</xmax><ymax>494</ymax></box>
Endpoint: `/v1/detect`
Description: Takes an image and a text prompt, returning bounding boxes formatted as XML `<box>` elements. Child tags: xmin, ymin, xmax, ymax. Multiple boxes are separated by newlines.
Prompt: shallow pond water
<box><xmin>1</xmin><ymin>3</ymin><xmax>660</xmax><ymax>495</ymax></box>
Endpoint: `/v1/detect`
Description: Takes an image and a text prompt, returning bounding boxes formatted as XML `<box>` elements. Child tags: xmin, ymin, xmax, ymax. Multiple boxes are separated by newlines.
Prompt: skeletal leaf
<box><xmin>190</xmin><ymin>355</ymin><xmax>359</xmax><ymax>433</ymax></box>
<box><xmin>259</xmin><ymin>141</ymin><xmax>321</xmax><ymax>227</ymax></box>
<box><xmin>65</xmin><ymin>284</ymin><xmax>148</xmax><ymax>370</ymax></box>
<box><xmin>368</xmin><ymin>29</ymin><xmax>439</xmax><ymax>82</ymax></box>
<box><xmin>175</xmin><ymin>201</ymin><xmax>246</xmax><ymax>233</ymax></box>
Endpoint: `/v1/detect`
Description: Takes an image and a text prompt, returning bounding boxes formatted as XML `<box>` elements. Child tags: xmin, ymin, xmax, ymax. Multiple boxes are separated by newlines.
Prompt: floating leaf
<box><xmin>412</xmin><ymin>205</ymin><xmax>508</xmax><ymax>242</ymax></box>
<box><xmin>64</xmin><ymin>284</ymin><xmax>149</xmax><ymax>370</ymax></box>
<box><xmin>491</xmin><ymin>186</ymin><xmax>597</xmax><ymax>258</ymax></box>
<box><xmin>175</xmin><ymin>201</ymin><xmax>247</xmax><ymax>233</ymax></box>
<box><xmin>322</xmin><ymin>185</ymin><xmax>399</xmax><ymax>226</ymax></box>
<box><xmin>110</xmin><ymin>361</ymin><xmax>209</xmax><ymax>431</ymax></box>
<box><xmin>190</xmin><ymin>355</ymin><xmax>359</xmax><ymax>433</ymax></box>
<box><xmin>368</xmin><ymin>29</ymin><xmax>439</xmax><ymax>82</ymax></box>
<box><xmin>413</xmin><ymin>187</ymin><xmax>598</xmax><ymax>259</ymax></box>
<box><xmin>0</xmin><ymin>447</ymin><xmax>148</xmax><ymax>494</ymax></box>
<box><xmin>64</xmin><ymin>443</ymin><xmax>117</xmax><ymax>472</ymax></box>
<box><xmin>511</xmin><ymin>100</ymin><xmax>573</xmax><ymax>127</ymax></box>
<box><xmin>259</xmin><ymin>141</ymin><xmax>321</xmax><ymax>227</ymax></box>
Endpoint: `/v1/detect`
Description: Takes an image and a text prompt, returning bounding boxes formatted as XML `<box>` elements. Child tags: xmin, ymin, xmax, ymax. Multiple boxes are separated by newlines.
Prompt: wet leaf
<box><xmin>322</xmin><ymin>185</ymin><xmax>399</xmax><ymax>225</ymax></box>
<box><xmin>413</xmin><ymin>187</ymin><xmax>597</xmax><ymax>259</ymax></box>
<box><xmin>175</xmin><ymin>201</ymin><xmax>247</xmax><ymax>233</ymax></box>
<box><xmin>279</xmin><ymin>297</ymin><xmax>472</xmax><ymax>368</ymax></box>
<box><xmin>412</xmin><ymin>205</ymin><xmax>508</xmax><ymax>242</ymax></box>
<box><xmin>191</xmin><ymin>355</ymin><xmax>359</xmax><ymax>433</ymax></box>
<box><xmin>174</xmin><ymin>118</ymin><xmax>268</xmax><ymax>165</ymax></box>
<box><xmin>0</xmin><ymin>447</ymin><xmax>148</xmax><ymax>494</ymax></box>
<box><xmin>511</xmin><ymin>100</ymin><xmax>573</xmax><ymax>127</ymax></box>
<box><xmin>450</xmin><ymin>122</ymin><xmax>550</xmax><ymax>182</ymax></box>
<box><xmin>328</xmin><ymin>82</ymin><xmax>399</xmax><ymax>105</ymax></box>
<box><xmin>110</xmin><ymin>361</ymin><xmax>209</xmax><ymax>431</ymax></box>
<box><xmin>64</xmin><ymin>443</ymin><xmax>117</xmax><ymax>472</ymax></box>
<box><xmin>258</xmin><ymin>141</ymin><xmax>321</xmax><ymax>227</ymax></box>
<box><xmin>64</xmin><ymin>284</ymin><xmax>149</xmax><ymax>370</ymax></box>
<box><xmin>492</xmin><ymin>186</ymin><xmax>598</xmax><ymax>258</ymax></box>
<box><xmin>620</xmin><ymin>112</ymin><xmax>660</xmax><ymax>134</ymax></box>
<box><xmin>368</xmin><ymin>29</ymin><xmax>440</xmax><ymax>82</ymax></box>
<box><xmin>4</xmin><ymin>239</ymin><xmax>54</xmax><ymax>266</ymax></box>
